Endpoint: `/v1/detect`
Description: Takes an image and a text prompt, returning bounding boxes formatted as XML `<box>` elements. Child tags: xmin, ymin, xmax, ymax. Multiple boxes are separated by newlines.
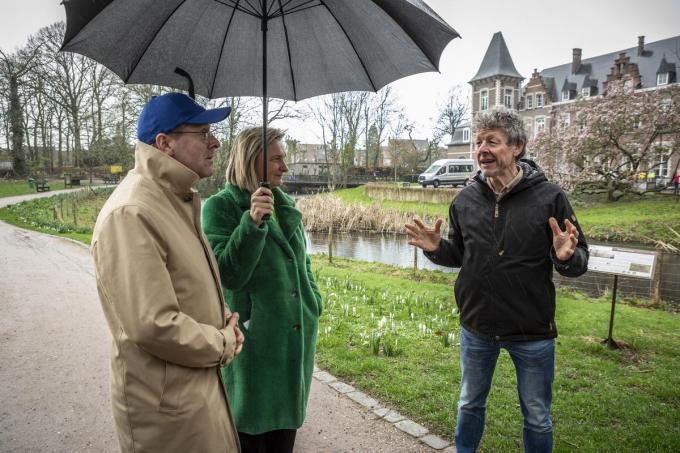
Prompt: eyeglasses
<box><xmin>169</xmin><ymin>130</ymin><xmax>216</xmax><ymax>144</ymax></box>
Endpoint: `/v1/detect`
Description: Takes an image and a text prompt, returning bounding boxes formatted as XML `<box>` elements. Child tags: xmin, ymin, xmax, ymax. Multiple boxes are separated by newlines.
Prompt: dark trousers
<box><xmin>238</xmin><ymin>429</ymin><xmax>297</xmax><ymax>453</ymax></box>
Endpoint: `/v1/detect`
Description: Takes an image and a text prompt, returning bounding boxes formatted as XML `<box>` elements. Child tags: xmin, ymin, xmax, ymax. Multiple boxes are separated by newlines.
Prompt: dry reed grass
<box><xmin>298</xmin><ymin>195</ymin><xmax>449</xmax><ymax>235</ymax></box>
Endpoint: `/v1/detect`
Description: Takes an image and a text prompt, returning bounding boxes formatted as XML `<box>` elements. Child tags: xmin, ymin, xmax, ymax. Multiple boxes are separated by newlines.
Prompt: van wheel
<box><xmin>433</xmin><ymin>180</ymin><xmax>440</xmax><ymax>188</ymax></box>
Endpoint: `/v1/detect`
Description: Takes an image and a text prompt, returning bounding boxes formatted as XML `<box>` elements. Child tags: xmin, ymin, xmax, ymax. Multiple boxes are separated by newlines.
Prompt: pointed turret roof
<box><xmin>470</xmin><ymin>32</ymin><xmax>523</xmax><ymax>82</ymax></box>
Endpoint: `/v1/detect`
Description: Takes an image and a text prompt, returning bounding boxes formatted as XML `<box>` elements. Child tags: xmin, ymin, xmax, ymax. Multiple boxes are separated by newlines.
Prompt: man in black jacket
<box><xmin>406</xmin><ymin>107</ymin><xmax>588</xmax><ymax>453</ymax></box>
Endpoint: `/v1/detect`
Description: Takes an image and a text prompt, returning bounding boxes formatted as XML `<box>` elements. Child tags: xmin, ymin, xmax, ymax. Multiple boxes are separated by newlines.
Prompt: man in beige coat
<box><xmin>92</xmin><ymin>93</ymin><xmax>243</xmax><ymax>452</ymax></box>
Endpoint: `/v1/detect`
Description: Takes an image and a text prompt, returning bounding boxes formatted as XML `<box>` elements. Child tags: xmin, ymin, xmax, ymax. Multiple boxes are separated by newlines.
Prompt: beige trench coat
<box><xmin>91</xmin><ymin>143</ymin><xmax>240</xmax><ymax>452</ymax></box>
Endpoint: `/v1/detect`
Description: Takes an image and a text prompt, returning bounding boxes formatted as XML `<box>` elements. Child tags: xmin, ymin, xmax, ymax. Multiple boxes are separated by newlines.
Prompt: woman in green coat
<box><xmin>202</xmin><ymin>126</ymin><xmax>322</xmax><ymax>453</ymax></box>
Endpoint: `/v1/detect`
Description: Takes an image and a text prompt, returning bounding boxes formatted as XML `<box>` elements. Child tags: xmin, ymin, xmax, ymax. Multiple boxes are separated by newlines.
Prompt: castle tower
<box><xmin>469</xmin><ymin>32</ymin><xmax>524</xmax><ymax>117</ymax></box>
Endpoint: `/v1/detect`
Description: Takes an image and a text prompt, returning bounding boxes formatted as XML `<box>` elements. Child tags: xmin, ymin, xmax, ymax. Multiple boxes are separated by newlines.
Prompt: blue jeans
<box><xmin>454</xmin><ymin>327</ymin><xmax>555</xmax><ymax>453</ymax></box>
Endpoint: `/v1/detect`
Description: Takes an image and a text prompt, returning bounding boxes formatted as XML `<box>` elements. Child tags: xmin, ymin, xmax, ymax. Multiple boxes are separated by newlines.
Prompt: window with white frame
<box><xmin>480</xmin><ymin>90</ymin><xmax>488</xmax><ymax>111</ymax></box>
<box><xmin>526</xmin><ymin>94</ymin><xmax>533</xmax><ymax>109</ymax></box>
<box><xmin>562</xmin><ymin>90</ymin><xmax>570</xmax><ymax>101</ymax></box>
<box><xmin>535</xmin><ymin>117</ymin><xmax>546</xmax><ymax>135</ymax></box>
<box><xmin>462</xmin><ymin>128</ymin><xmax>470</xmax><ymax>142</ymax></box>
<box><xmin>504</xmin><ymin>89</ymin><xmax>513</xmax><ymax>108</ymax></box>
<box><xmin>657</xmin><ymin>73</ymin><xmax>669</xmax><ymax>86</ymax></box>
<box><xmin>536</xmin><ymin>93</ymin><xmax>543</xmax><ymax>107</ymax></box>
<box><xmin>581</xmin><ymin>87</ymin><xmax>591</xmax><ymax>97</ymax></box>
<box><xmin>657</xmin><ymin>151</ymin><xmax>670</xmax><ymax>177</ymax></box>
<box><xmin>525</xmin><ymin>118</ymin><xmax>533</xmax><ymax>138</ymax></box>
<box><xmin>559</xmin><ymin>113</ymin><xmax>571</xmax><ymax>129</ymax></box>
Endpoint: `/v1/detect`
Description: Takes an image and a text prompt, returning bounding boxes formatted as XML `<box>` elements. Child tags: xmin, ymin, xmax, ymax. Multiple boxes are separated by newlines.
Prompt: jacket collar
<box><xmin>131</xmin><ymin>141</ymin><xmax>200</xmax><ymax>194</ymax></box>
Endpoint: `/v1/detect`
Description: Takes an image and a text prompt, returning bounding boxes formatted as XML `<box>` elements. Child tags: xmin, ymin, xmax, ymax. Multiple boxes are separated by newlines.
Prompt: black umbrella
<box><xmin>61</xmin><ymin>0</ymin><xmax>459</xmax><ymax>187</ymax></box>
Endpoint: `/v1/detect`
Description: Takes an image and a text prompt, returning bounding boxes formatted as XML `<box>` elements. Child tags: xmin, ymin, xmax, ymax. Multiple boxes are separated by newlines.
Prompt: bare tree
<box><xmin>32</xmin><ymin>22</ymin><xmax>96</xmax><ymax>168</ymax></box>
<box><xmin>433</xmin><ymin>85</ymin><xmax>469</xmax><ymax>143</ymax></box>
<box><xmin>0</xmin><ymin>44</ymin><xmax>39</xmax><ymax>175</ymax></box>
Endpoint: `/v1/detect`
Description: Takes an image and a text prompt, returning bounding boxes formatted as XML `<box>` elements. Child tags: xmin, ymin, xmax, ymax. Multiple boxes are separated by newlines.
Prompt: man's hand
<box><xmin>404</xmin><ymin>217</ymin><xmax>443</xmax><ymax>252</ymax></box>
<box><xmin>250</xmin><ymin>187</ymin><xmax>273</xmax><ymax>227</ymax></box>
<box><xmin>549</xmin><ymin>217</ymin><xmax>578</xmax><ymax>262</ymax></box>
<box><xmin>226</xmin><ymin>313</ymin><xmax>245</xmax><ymax>356</ymax></box>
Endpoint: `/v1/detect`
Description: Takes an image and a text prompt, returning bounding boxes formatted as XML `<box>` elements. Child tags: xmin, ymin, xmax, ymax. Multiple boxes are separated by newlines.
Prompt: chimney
<box><xmin>638</xmin><ymin>36</ymin><xmax>645</xmax><ymax>56</ymax></box>
<box><xmin>572</xmin><ymin>48</ymin><xmax>582</xmax><ymax>74</ymax></box>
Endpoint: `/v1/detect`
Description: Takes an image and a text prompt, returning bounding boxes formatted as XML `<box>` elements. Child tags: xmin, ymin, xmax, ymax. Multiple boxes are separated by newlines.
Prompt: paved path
<box><xmin>0</xmin><ymin>192</ymin><xmax>451</xmax><ymax>452</ymax></box>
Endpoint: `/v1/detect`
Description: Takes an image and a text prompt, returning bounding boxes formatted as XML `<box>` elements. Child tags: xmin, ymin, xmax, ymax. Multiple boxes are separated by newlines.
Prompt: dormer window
<box><xmin>657</xmin><ymin>73</ymin><xmax>669</xmax><ymax>86</ymax></box>
<box><xmin>526</xmin><ymin>95</ymin><xmax>533</xmax><ymax>109</ymax></box>
<box><xmin>582</xmin><ymin>87</ymin><xmax>591</xmax><ymax>97</ymax></box>
<box><xmin>562</xmin><ymin>90</ymin><xmax>571</xmax><ymax>101</ymax></box>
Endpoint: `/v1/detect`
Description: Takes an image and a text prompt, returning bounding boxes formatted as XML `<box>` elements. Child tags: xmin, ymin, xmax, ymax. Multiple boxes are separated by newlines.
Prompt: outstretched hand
<box><xmin>404</xmin><ymin>217</ymin><xmax>443</xmax><ymax>252</ymax></box>
<box><xmin>549</xmin><ymin>217</ymin><xmax>578</xmax><ymax>262</ymax></box>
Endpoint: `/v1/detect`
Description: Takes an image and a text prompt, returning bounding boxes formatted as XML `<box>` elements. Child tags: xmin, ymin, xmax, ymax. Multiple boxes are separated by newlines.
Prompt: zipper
<box><xmin>494</xmin><ymin>202</ymin><xmax>499</xmax><ymax>219</ymax></box>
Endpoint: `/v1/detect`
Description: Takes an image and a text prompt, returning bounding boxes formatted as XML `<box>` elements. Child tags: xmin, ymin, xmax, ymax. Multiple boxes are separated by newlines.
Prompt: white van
<box><xmin>418</xmin><ymin>159</ymin><xmax>475</xmax><ymax>188</ymax></box>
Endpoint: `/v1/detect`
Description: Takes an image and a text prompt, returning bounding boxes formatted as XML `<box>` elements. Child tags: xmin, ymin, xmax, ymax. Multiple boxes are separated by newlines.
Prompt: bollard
<box><xmin>413</xmin><ymin>245</ymin><xmax>418</xmax><ymax>276</ymax></box>
<box><xmin>328</xmin><ymin>222</ymin><xmax>333</xmax><ymax>264</ymax></box>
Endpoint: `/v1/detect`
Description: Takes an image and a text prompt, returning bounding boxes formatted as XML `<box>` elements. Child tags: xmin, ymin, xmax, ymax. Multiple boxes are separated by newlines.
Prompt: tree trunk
<box><xmin>9</xmin><ymin>76</ymin><xmax>27</xmax><ymax>176</ymax></box>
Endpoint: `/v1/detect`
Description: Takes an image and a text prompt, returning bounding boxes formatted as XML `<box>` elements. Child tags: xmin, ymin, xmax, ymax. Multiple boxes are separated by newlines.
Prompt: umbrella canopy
<box><xmin>61</xmin><ymin>0</ymin><xmax>459</xmax><ymax>102</ymax></box>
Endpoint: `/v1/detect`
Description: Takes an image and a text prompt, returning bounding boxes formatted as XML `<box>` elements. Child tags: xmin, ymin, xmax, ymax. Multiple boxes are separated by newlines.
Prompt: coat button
<box><xmin>293</xmin><ymin>324</ymin><xmax>301</xmax><ymax>331</ymax></box>
<box><xmin>291</xmin><ymin>290</ymin><xmax>298</xmax><ymax>298</ymax></box>
<box><xmin>288</xmin><ymin>257</ymin><xmax>293</xmax><ymax>263</ymax></box>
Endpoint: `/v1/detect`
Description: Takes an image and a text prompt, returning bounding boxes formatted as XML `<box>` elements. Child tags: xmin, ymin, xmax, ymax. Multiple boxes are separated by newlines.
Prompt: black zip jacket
<box><xmin>425</xmin><ymin>160</ymin><xmax>589</xmax><ymax>341</ymax></box>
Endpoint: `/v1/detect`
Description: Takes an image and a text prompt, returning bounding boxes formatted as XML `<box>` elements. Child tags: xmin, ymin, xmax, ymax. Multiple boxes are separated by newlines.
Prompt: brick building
<box><xmin>467</xmin><ymin>32</ymin><xmax>680</xmax><ymax>182</ymax></box>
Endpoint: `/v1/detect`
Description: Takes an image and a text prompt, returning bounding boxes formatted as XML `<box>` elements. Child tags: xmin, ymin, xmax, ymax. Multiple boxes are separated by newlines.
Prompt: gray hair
<box><xmin>473</xmin><ymin>106</ymin><xmax>527</xmax><ymax>159</ymax></box>
<box><xmin>226</xmin><ymin>126</ymin><xmax>286</xmax><ymax>193</ymax></box>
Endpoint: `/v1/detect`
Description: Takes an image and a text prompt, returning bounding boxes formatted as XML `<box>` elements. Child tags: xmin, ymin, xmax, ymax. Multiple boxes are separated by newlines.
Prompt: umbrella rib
<box><xmin>317</xmin><ymin>0</ymin><xmax>377</xmax><ymax>92</ymax></box>
<box><xmin>266</xmin><ymin>0</ymin><xmax>278</xmax><ymax>17</ymax></box>
<box><xmin>124</xmin><ymin>0</ymin><xmax>190</xmax><ymax>84</ymax></box>
<box><xmin>210</xmin><ymin>0</ymin><xmax>241</xmax><ymax>97</ymax></box>
<box><xmin>243</xmin><ymin>0</ymin><xmax>263</xmax><ymax>16</ymax></box>
<box><xmin>270</xmin><ymin>0</ymin><xmax>321</xmax><ymax>18</ymax></box>
<box><xmin>214</xmin><ymin>0</ymin><xmax>260</xmax><ymax>17</ymax></box>
<box><xmin>277</xmin><ymin>0</ymin><xmax>297</xmax><ymax>101</ymax></box>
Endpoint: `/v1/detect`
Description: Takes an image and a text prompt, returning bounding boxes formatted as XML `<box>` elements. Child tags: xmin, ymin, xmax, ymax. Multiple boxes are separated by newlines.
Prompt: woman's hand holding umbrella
<box><xmin>250</xmin><ymin>187</ymin><xmax>273</xmax><ymax>227</ymax></box>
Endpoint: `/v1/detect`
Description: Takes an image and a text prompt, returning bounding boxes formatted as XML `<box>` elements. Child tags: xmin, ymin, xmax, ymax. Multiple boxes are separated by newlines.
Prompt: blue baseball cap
<box><xmin>137</xmin><ymin>93</ymin><xmax>231</xmax><ymax>144</ymax></box>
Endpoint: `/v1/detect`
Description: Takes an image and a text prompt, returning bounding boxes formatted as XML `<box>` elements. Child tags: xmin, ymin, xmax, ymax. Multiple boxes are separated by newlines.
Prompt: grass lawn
<box><xmin>328</xmin><ymin>186</ymin><xmax>680</xmax><ymax>245</ymax></box>
<box><xmin>311</xmin><ymin>256</ymin><xmax>680</xmax><ymax>453</ymax></box>
<box><xmin>0</xmin><ymin>188</ymin><xmax>111</xmax><ymax>243</ymax></box>
<box><xmin>0</xmin><ymin>179</ymin><xmax>67</xmax><ymax>198</ymax></box>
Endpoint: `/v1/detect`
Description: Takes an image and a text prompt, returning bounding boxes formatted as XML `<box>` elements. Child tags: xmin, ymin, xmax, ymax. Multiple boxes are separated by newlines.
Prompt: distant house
<box><xmin>382</xmin><ymin>138</ymin><xmax>429</xmax><ymax>166</ymax></box>
<box><xmin>446</xmin><ymin>122</ymin><xmax>471</xmax><ymax>159</ymax></box>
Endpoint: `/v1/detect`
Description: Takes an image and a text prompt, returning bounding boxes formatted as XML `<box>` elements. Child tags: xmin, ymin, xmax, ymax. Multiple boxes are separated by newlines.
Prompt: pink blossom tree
<box><xmin>530</xmin><ymin>81</ymin><xmax>680</xmax><ymax>201</ymax></box>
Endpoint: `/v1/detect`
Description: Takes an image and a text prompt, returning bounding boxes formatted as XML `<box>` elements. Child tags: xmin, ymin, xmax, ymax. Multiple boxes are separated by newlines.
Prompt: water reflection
<box><xmin>306</xmin><ymin>231</ymin><xmax>457</xmax><ymax>272</ymax></box>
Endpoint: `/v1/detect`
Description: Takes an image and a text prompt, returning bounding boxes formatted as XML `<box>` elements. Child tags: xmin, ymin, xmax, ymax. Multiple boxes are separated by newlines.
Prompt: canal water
<box><xmin>305</xmin><ymin>231</ymin><xmax>680</xmax><ymax>303</ymax></box>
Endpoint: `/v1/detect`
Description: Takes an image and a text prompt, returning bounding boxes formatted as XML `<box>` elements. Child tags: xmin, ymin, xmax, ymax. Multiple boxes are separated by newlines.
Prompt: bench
<box><xmin>28</xmin><ymin>178</ymin><xmax>50</xmax><ymax>192</ymax></box>
<box><xmin>64</xmin><ymin>173</ymin><xmax>82</xmax><ymax>187</ymax></box>
<box><xmin>102</xmin><ymin>174</ymin><xmax>120</xmax><ymax>185</ymax></box>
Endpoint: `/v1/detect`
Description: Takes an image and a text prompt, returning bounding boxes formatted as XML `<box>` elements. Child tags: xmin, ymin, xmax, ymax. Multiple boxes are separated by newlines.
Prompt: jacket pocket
<box><xmin>158</xmin><ymin>362</ymin><xmax>184</xmax><ymax>412</ymax></box>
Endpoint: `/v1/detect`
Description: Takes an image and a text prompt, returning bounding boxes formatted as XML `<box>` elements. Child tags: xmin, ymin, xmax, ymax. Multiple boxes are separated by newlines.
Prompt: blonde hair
<box><xmin>226</xmin><ymin>126</ymin><xmax>285</xmax><ymax>192</ymax></box>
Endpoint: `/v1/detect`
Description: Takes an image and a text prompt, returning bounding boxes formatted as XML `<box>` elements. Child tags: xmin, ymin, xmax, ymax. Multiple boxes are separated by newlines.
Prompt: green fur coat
<box><xmin>202</xmin><ymin>184</ymin><xmax>322</xmax><ymax>434</ymax></box>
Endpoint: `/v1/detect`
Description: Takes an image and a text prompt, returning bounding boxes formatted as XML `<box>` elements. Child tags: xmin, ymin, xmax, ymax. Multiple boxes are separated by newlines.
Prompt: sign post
<box><xmin>587</xmin><ymin>245</ymin><xmax>657</xmax><ymax>349</ymax></box>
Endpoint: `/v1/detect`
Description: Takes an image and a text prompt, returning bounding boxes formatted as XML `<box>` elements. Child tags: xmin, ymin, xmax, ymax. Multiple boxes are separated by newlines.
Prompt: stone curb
<box><xmin>312</xmin><ymin>366</ymin><xmax>454</xmax><ymax>451</ymax></box>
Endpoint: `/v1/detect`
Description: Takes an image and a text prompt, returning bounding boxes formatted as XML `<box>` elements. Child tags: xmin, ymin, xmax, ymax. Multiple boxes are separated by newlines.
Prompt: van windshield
<box><xmin>424</xmin><ymin>164</ymin><xmax>441</xmax><ymax>174</ymax></box>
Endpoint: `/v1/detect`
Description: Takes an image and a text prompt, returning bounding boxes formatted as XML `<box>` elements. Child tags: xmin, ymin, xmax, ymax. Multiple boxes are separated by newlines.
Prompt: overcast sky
<box><xmin>1</xmin><ymin>0</ymin><xmax>679</xmax><ymax>143</ymax></box>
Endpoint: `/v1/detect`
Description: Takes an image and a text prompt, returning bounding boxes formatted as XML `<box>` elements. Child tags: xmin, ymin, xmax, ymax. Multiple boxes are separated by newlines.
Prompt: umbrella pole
<box><xmin>260</xmin><ymin>10</ymin><xmax>271</xmax><ymax>221</ymax></box>
<box><xmin>261</xmin><ymin>12</ymin><xmax>269</xmax><ymax>189</ymax></box>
